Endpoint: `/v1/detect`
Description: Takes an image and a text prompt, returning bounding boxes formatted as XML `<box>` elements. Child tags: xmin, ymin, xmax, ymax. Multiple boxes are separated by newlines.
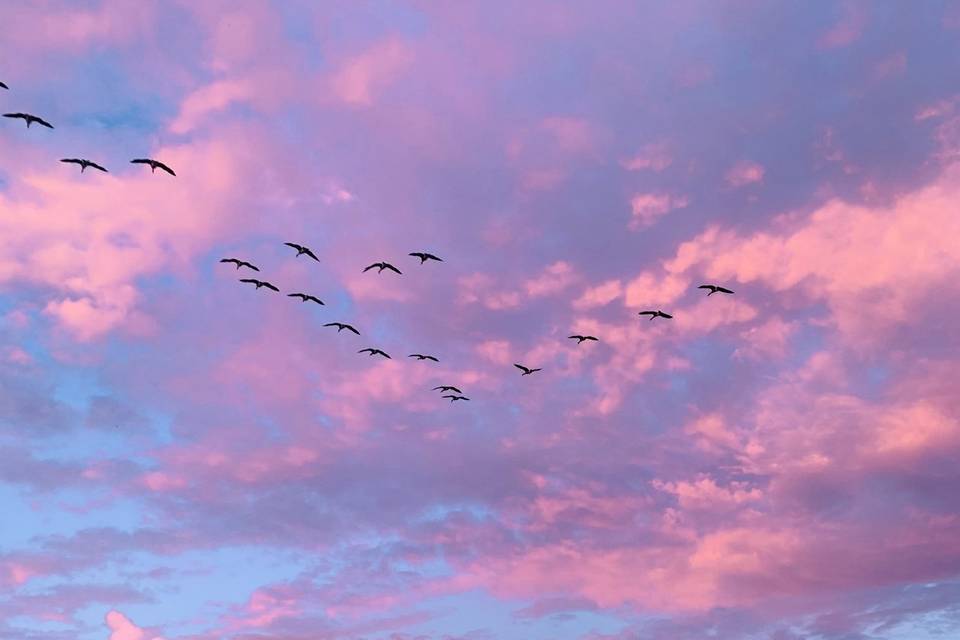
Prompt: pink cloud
<box><xmin>540</xmin><ymin>117</ymin><xmax>596</xmax><ymax>154</ymax></box>
<box><xmin>818</xmin><ymin>1</ymin><xmax>869</xmax><ymax>49</ymax></box>
<box><xmin>629</xmin><ymin>193</ymin><xmax>689</xmax><ymax>229</ymax></box>
<box><xmin>106</xmin><ymin>610</ymin><xmax>164</xmax><ymax>640</ymax></box>
<box><xmin>329</xmin><ymin>37</ymin><xmax>414</xmax><ymax>106</ymax></box>
<box><xmin>524</xmin><ymin>261</ymin><xmax>577</xmax><ymax>297</ymax></box>
<box><xmin>573</xmin><ymin>279</ymin><xmax>622</xmax><ymax>309</ymax></box>
<box><xmin>622</xmin><ymin>143</ymin><xmax>672</xmax><ymax>172</ymax></box>
<box><xmin>725</xmin><ymin>161</ymin><xmax>765</xmax><ymax>187</ymax></box>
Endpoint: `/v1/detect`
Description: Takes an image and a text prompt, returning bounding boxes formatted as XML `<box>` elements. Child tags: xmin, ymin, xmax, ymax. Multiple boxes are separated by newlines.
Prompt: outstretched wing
<box><xmin>89</xmin><ymin>162</ymin><xmax>108</xmax><ymax>172</ymax></box>
<box><xmin>239</xmin><ymin>278</ymin><xmax>258</xmax><ymax>285</ymax></box>
<box><xmin>60</xmin><ymin>158</ymin><xmax>82</xmax><ymax>166</ymax></box>
<box><xmin>424</xmin><ymin>253</ymin><xmax>442</xmax><ymax>262</ymax></box>
<box><xmin>363</xmin><ymin>263</ymin><xmax>380</xmax><ymax>272</ymax></box>
<box><xmin>425</xmin><ymin>356</ymin><xmax>439</xmax><ymax>362</ymax></box>
<box><xmin>698</xmin><ymin>285</ymin><xmax>714</xmax><ymax>290</ymax></box>
<box><xmin>220</xmin><ymin>258</ymin><xmax>240</xmax><ymax>265</ymax></box>
<box><xmin>284</xmin><ymin>242</ymin><xmax>303</xmax><ymax>252</ymax></box>
<box><xmin>376</xmin><ymin>350</ymin><xmax>391</xmax><ymax>359</ymax></box>
<box><xmin>3</xmin><ymin>113</ymin><xmax>25</xmax><ymax>121</ymax></box>
<box><xmin>514</xmin><ymin>364</ymin><xmax>530</xmax><ymax>373</ymax></box>
<box><xmin>240</xmin><ymin>261</ymin><xmax>259</xmax><ymax>271</ymax></box>
<box><xmin>383</xmin><ymin>263</ymin><xmax>402</xmax><ymax>274</ymax></box>
<box><xmin>307</xmin><ymin>296</ymin><xmax>324</xmax><ymax>305</ymax></box>
<box><xmin>263</xmin><ymin>282</ymin><xmax>280</xmax><ymax>292</ymax></box>
<box><xmin>303</xmin><ymin>248</ymin><xmax>320</xmax><ymax>262</ymax></box>
<box><xmin>34</xmin><ymin>116</ymin><xmax>54</xmax><ymax>129</ymax></box>
<box><xmin>717</xmin><ymin>286</ymin><xmax>735</xmax><ymax>294</ymax></box>
<box><xmin>0</xmin><ymin>81</ymin><xmax>7</xmax><ymax>90</ymax></box>
<box><xmin>661</xmin><ymin>312</ymin><xmax>673</xmax><ymax>318</ymax></box>
<box><xmin>155</xmin><ymin>161</ymin><xmax>176</xmax><ymax>176</ymax></box>
<box><xmin>359</xmin><ymin>348</ymin><xmax>374</xmax><ymax>354</ymax></box>
<box><xmin>131</xmin><ymin>159</ymin><xmax>151</xmax><ymax>166</ymax></box>
<box><xmin>323</xmin><ymin>322</ymin><xmax>341</xmax><ymax>328</ymax></box>
<box><xmin>584</xmin><ymin>336</ymin><xmax>598</xmax><ymax>341</ymax></box>
<box><xmin>345</xmin><ymin>324</ymin><xmax>360</xmax><ymax>335</ymax></box>
<box><xmin>288</xmin><ymin>293</ymin><xmax>306</xmax><ymax>300</ymax></box>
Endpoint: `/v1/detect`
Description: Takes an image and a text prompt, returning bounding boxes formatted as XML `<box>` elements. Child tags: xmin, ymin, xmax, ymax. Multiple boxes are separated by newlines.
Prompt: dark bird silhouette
<box><xmin>239</xmin><ymin>278</ymin><xmax>279</xmax><ymax>292</ymax></box>
<box><xmin>568</xmin><ymin>335</ymin><xmax>599</xmax><ymax>344</ymax></box>
<box><xmin>0</xmin><ymin>81</ymin><xmax>7</xmax><ymax>90</ymax></box>
<box><xmin>288</xmin><ymin>293</ymin><xmax>324</xmax><ymax>305</ymax></box>
<box><xmin>443</xmin><ymin>395</ymin><xmax>470</xmax><ymax>402</ymax></box>
<box><xmin>363</xmin><ymin>261</ymin><xmax>402</xmax><ymax>275</ymax></box>
<box><xmin>284</xmin><ymin>242</ymin><xmax>320</xmax><ymax>262</ymax></box>
<box><xmin>219</xmin><ymin>258</ymin><xmax>259</xmax><ymax>271</ymax></box>
<box><xmin>698</xmin><ymin>284</ymin><xmax>735</xmax><ymax>296</ymax></box>
<box><xmin>4</xmin><ymin>112</ymin><xmax>53</xmax><ymax>128</ymax></box>
<box><xmin>408</xmin><ymin>354</ymin><xmax>439</xmax><ymax>362</ymax></box>
<box><xmin>60</xmin><ymin>158</ymin><xmax>107</xmax><ymax>173</ymax></box>
<box><xmin>409</xmin><ymin>252</ymin><xmax>443</xmax><ymax>264</ymax></box>
<box><xmin>638</xmin><ymin>310</ymin><xmax>673</xmax><ymax>320</ymax></box>
<box><xmin>131</xmin><ymin>158</ymin><xmax>176</xmax><ymax>176</ymax></box>
<box><xmin>324</xmin><ymin>322</ymin><xmax>360</xmax><ymax>335</ymax></box>
<box><xmin>514</xmin><ymin>364</ymin><xmax>542</xmax><ymax>376</ymax></box>
<box><xmin>358</xmin><ymin>348</ymin><xmax>391</xmax><ymax>359</ymax></box>
<box><xmin>433</xmin><ymin>385</ymin><xmax>462</xmax><ymax>394</ymax></box>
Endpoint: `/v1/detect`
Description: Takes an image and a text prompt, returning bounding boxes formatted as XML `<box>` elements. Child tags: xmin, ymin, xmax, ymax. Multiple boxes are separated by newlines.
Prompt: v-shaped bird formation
<box><xmin>2</xmin><ymin>80</ymin><xmax>737</xmax><ymax>407</ymax></box>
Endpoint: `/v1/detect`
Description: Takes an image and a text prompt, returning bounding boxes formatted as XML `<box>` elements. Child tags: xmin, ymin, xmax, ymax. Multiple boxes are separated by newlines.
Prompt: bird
<box><xmin>698</xmin><ymin>284</ymin><xmax>735</xmax><ymax>296</ymax></box>
<box><xmin>433</xmin><ymin>385</ymin><xmax>463</xmax><ymax>394</ymax></box>
<box><xmin>358</xmin><ymin>348</ymin><xmax>391</xmax><ymax>359</ymax></box>
<box><xmin>408</xmin><ymin>354</ymin><xmax>439</xmax><ymax>362</ymax></box>
<box><xmin>443</xmin><ymin>395</ymin><xmax>470</xmax><ymax>402</ymax></box>
<box><xmin>284</xmin><ymin>242</ymin><xmax>320</xmax><ymax>262</ymax></box>
<box><xmin>409</xmin><ymin>252</ymin><xmax>443</xmax><ymax>264</ymax></box>
<box><xmin>131</xmin><ymin>158</ymin><xmax>176</xmax><ymax>176</ymax></box>
<box><xmin>60</xmin><ymin>158</ymin><xmax>107</xmax><ymax>173</ymax></box>
<box><xmin>219</xmin><ymin>258</ymin><xmax>259</xmax><ymax>271</ymax></box>
<box><xmin>568</xmin><ymin>335</ymin><xmax>599</xmax><ymax>344</ymax></box>
<box><xmin>239</xmin><ymin>278</ymin><xmax>279</xmax><ymax>292</ymax></box>
<box><xmin>363</xmin><ymin>262</ymin><xmax>402</xmax><ymax>275</ymax></box>
<box><xmin>514</xmin><ymin>364</ymin><xmax>542</xmax><ymax>376</ymax></box>
<box><xmin>0</xmin><ymin>81</ymin><xmax>7</xmax><ymax>90</ymax></box>
<box><xmin>638</xmin><ymin>310</ymin><xmax>673</xmax><ymax>320</ymax></box>
<box><xmin>288</xmin><ymin>293</ymin><xmax>324</xmax><ymax>305</ymax></box>
<box><xmin>3</xmin><ymin>112</ymin><xmax>53</xmax><ymax>128</ymax></box>
<box><xmin>324</xmin><ymin>322</ymin><xmax>360</xmax><ymax>335</ymax></box>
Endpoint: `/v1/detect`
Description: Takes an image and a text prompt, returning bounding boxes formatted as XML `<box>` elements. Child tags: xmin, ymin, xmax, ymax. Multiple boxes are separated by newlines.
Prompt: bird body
<box><xmin>698</xmin><ymin>284</ymin><xmax>735</xmax><ymax>296</ymax></box>
<box><xmin>638</xmin><ymin>310</ymin><xmax>673</xmax><ymax>320</ymax></box>
<box><xmin>288</xmin><ymin>293</ymin><xmax>324</xmax><ymax>305</ymax></box>
<box><xmin>359</xmin><ymin>348</ymin><xmax>391</xmax><ymax>359</ymax></box>
<box><xmin>324</xmin><ymin>322</ymin><xmax>360</xmax><ymax>335</ymax></box>
<box><xmin>409</xmin><ymin>252</ymin><xmax>443</xmax><ymax>264</ymax></box>
<box><xmin>433</xmin><ymin>385</ymin><xmax>462</xmax><ymax>394</ymax></box>
<box><xmin>568</xmin><ymin>335</ymin><xmax>598</xmax><ymax>344</ymax></box>
<box><xmin>363</xmin><ymin>261</ymin><xmax>402</xmax><ymax>274</ymax></box>
<box><xmin>408</xmin><ymin>354</ymin><xmax>439</xmax><ymax>362</ymax></box>
<box><xmin>514</xmin><ymin>363</ymin><xmax>542</xmax><ymax>376</ymax></box>
<box><xmin>284</xmin><ymin>242</ymin><xmax>320</xmax><ymax>262</ymax></box>
<box><xmin>131</xmin><ymin>158</ymin><xmax>176</xmax><ymax>176</ymax></box>
<box><xmin>4</xmin><ymin>112</ymin><xmax>53</xmax><ymax>128</ymax></box>
<box><xmin>60</xmin><ymin>158</ymin><xmax>107</xmax><ymax>173</ymax></box>
<box><xmin>443</xmin><ymin>395</ymin><xmax>470</xmax><ymax>402</ymax></box>
<box><xmin>239</xmin><ymin>278</ymin><xmax>279</xmax><ymax>292</ymax></box>
<box><xmin>220</xmin><ymin>258</ymin><xmax>259</xmax><ymax>271</ymax></box>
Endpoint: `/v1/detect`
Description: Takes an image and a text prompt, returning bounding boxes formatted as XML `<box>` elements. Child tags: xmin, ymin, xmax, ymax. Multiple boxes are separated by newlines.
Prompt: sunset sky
<box><xmin>2</xmin><ymin>1</ymin><xmax>960</xmax><ymax>639</ymax></box>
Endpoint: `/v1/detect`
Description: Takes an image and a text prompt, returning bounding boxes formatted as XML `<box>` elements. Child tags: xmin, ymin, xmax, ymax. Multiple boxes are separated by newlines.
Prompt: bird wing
<box><xmin>220</xmin><ymin>258</ymin><xmax>239</xmax><ymax>265</ymax></box>
<box><xmin>514</xmin><ymin>364</ymin><xmax>529</xmax><ymax>373</ymax></box>
<box><xmin>718</xmin><ymin>287</ymin><xmax>734</xmax><ymax>294</ymax></box>
<box><xmin>35</xmin><ymin>117</ymin><xmax>53</xmax><ymax>128</ymax></box>
<box><xmin>638</xmin><ymin>311</ymin><xmax>656</xmax><ymax>316</ymax></box>
<box><xmin>661</xmin><ymin>312</ymin><xmax>673</xmax><ymax>318</ymax></box>
<box><xmin>384</xmin><ymin>263</ymin><xmax>402</xmax><ymax>274</ymax></box>
<box><xmin>130</xmin><ymin>159</ymin><xmax>150</xmax><ymax>165</ymax></box>
<box><xmin>531</xmin><ymin>368</ymin><xmax>542</xmax><ymax>373</ymax></box>
<box><xmin>425</xmin><ymin>253</ymin><xmax>442</xmax><ymax>261</ymax></box>
<box><xmin>89</xmin><ymin>162</ymin><xmax>108</xmax><ymax>172</ymax></box>
<box><xmin>284</xmin><ymin>242</ymin><xmax>302</xmax><ymax>251</ymax></box>
<box><xmin>303</xmin><ymin>249</ymin><xmax>320</xmax><ymax>262</ymax></box>
<box><xmin>264</xmin><ymin>282</ymin><xmax>280</xmax><ymax>291</ymax></box>
<box><xmin>432</xmin><ymin>386</ymin><xmax>447</xmax><ymax>391</ymax></box>
<box><xmin>0</xmin><ymin>82</ymin><xmax>7</xmax><ymax>90</ymax></box>
<box><xmin>408</xmin><ymin>354</ymin><xmax>421</xmax><ymax>359</ymax></box>
<box><xmin>60</xmin><ymin>158</ymin><xmax>82</xmax><ymax>165</ymax></box>
<box><xmin>359</xmin><ymin>348</ymin><xmax>374</xmax><ymax>354</ymax></box>
<box><xmin>3</xmin><ymin>113</ymin><xmax>25</xmax><ymax>120</ymax></box>
<box><xmin>426</xmin><ymin>356</ymin><xmax>438</xmax><ymax>362</ymax></box>
<box><xmin>239</xmin><ymin>278</ymin><xmax>257</xmax><ymax>285</ymax></box>
<box><xmin>242</xmin><ymin>262</ymin><xmax>259</xmax><ymax>271</ymax></box>
<box><xmin>568</xmin><ymin>335</ymin><xmax>582</xmax><ymax>340</ymax></box>
<box><xmin>323</xmin><ymin>323</ymin><xmax>340</xmax><ymax>328</ymax></box>
<box><xmin>409</xmin><ymin>253</ymin><xmax>425</xmax><ymax>260</ymax></box>
<box><xmin>287</xmin><ymin>293</ymin><xmax>305</xmax><ymax>299</ymax></box>
<box><xmin>156</xmin><ymin>161</ymin><xmax>176</xmax><ymax>176</ymax></box>
<box><xmin>308</xmin><ymin>296</ymin><xmax>323</xmax><ymax>304</ymax></box>
<box><xmin>378</xmin><ymin>351</ymin><xmax>391</xmax><ymax>359</ymax></box>
<box><xmin>698</xmin><ymin>285</ymin><xmax>713</xmax><ymax>290</ymax></box>
<box><xmin>363</xmin><ymin>263</ymin><xmax>379</xmax><ymax>272</ymax></box>
<box><xmin>346</xmin><ymin>325</ymin><xmax>360</xmax><ymax>335</ymax></box>
<box><xmin>442</xmin><ymin>395</ymin><xmax>457</xmax><ymax>400</ymax></box>
<box><xmin>585</xmin><ymin>336</ymin><xmax>598</xmax><ymax>341</ymax></box>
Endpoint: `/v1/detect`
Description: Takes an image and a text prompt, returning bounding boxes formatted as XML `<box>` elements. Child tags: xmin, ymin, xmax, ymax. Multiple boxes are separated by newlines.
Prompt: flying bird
<box><xmin>219</xmin><ymin>258</ymin><xmax>259</xmax><ymax>271</ymax></box>
<box><xmin>568</xmin><ymin>335</ymin><xmax>599</xmax><ymax>344</ymax></box>
<box><xmin>433</xmin><ymin>385</ymin><xmax>463</xmax><ymax>394</ymax></box>
<box><xmin>408</xmin><ymin>354</ymin><xmax>439</xmax><ymax>362</ymax></box>
<box><xmin>131</xmin><ymin>158</ymin><xmax>176</xmax><ymax>176</ymax></box>
<box><xmin>638</xmin><ymin>310</ymin><xmax>673</xmax><ymax>320</ymax></box>
<box><xmin>0</xmin><ymin>81</ymin><xmax>7</xmax><ymax>90</ymax></box>
<box><xmin>284</xmin><ymin>242</ymin><xmax>320</xmax><ymax>262</ymax></box>
<box><xmin>698</xmin><ymin>284</ymin><xmax>735</xmax><ymax>296</ymax></box>
<box><xmin>3</xmin><ymin>112</ymin><xmax>53</xmax><ymax>128</ymax></box>
<box><xmin>363</xmin><ymin>262</ymin><xmax>402</xmax><ymax>275</ymax></box>
<box><xmin>288</xmin><ymin>293</ymin><xmax>324</xmax><ymax>305</ymax></box>
<box><xmin>358</xmin><ymin>348</ymin><xmax>391</xmax><ymax>359</ymax></box>
<box><xmin>443</xmin><ymin>395</ymin><xmax>470</xmax><ymax>402</ymax></box>
<box><xmin>409</xmin><ymin>252</ymin><xmax>443</xmax><ymax>264</ymax></box>
<box><xmin>514</xmin><ymin>364</ymin><xmax>542</xmax><ymax>376</ymax></box>
<box><xmin>239</xmin><ymin>278</ymin><xmax>279</xmax><ymax>292</ymax></box>
<box><xmin>60</xmin><ymin>158</ymin><xmax>107</xmax><ymax>173</ymax></box>
<box><xmin>324</xmin><ymin>322</ymin><xmax>360</xmax><ymax>335</ymax></box>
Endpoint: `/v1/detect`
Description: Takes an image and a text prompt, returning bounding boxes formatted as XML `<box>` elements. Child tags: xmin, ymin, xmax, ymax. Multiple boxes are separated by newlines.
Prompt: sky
<box><xmin>1</xmin><ymin>1</ymin><xmax>960</xmax><ymax>639</ymax></box>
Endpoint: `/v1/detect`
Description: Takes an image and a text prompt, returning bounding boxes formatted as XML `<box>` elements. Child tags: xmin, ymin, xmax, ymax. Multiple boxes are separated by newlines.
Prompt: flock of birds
<box><xmin>2</xmin><ymin>81</ymin><xmax>737</xmax><ymax>406</ymax></box>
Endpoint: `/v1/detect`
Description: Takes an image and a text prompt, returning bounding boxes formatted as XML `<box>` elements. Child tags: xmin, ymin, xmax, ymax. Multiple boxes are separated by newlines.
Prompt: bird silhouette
<box><xmin>324</xmin><ymin>322</ymin><xmax>360</xmax><ymax>335</ymax></box>
<box><xmin>408</xmin><ymin>354</ymin><xmax>439</xmax><ymax>362</ymax></box>
<box><xmin>284</xmin><ymin>242</ymin><xmax>320</xmax><ymax>262</ymax></box>
<box><xmin>638</xmin><ymin>310</ymin><xmax>673</xmax><ymax>320</ymax></box>
<box><xmin>443</xmin><ymin>395</ymin><xmax>470</xmax><ymax>402</ymax></box>
<box><xmin>131</xmin><ymin>158</ymin><xmax>176</xmax><ymax>176</ymax></box>
<box><xmin>568</xmin><ymin>335</ymin><xmax>599</xmax><ymax>344</ymax></box>
<box><xmin>288</xmin><ymin>293</ymin><xmax>324</xmax><ymax>305</ymax></box>
<box><xmin>0</xmin><ymin>81</ymin><xmax>7</xmax><ymax>90</ymax></box>
<box><xmin>433</xmin><ymin>385</ymin><xmax>462</xmax><ymax>394</ymax></box>
<box><xmin>514</xmin><ymin>364</ymin><xmax>542</xmax><ymax>376</ymax></box>
<box><xmin>409</xmin><ymin>252</ymin><xmax>443</xmax><ymax>264</ymax></box>
<box><xmin>220</xmin><ymin>258</ymin><xmax>259</xmax><ymax>271</ymax></box>
<box><xmin>358</xmin><ymin>348</ymin><xmax>391</xmax><ymax>359</ymax></box>
<box><xmin>4</xmin><ymin>112</ymin><xmax>53</xmax><ymax>128</ymax></box>
<box><xmin>239</xmin><ymin>278</ymin><xmax>279</xmax><ymax>292</ymax></box>
<box><xmin>698</xmin><ymin>284</ymin><xmax>735</xmax><ymax>296</ymax></box>
<box><xmin>363</xmin><ymin>262</ymin><xmax>403</xmax><ymax>274</ymax></box>
<box><xmin>60</xmin><ymin>158</ymin><xmax>107</xmax><ymax>173</ymax></box>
